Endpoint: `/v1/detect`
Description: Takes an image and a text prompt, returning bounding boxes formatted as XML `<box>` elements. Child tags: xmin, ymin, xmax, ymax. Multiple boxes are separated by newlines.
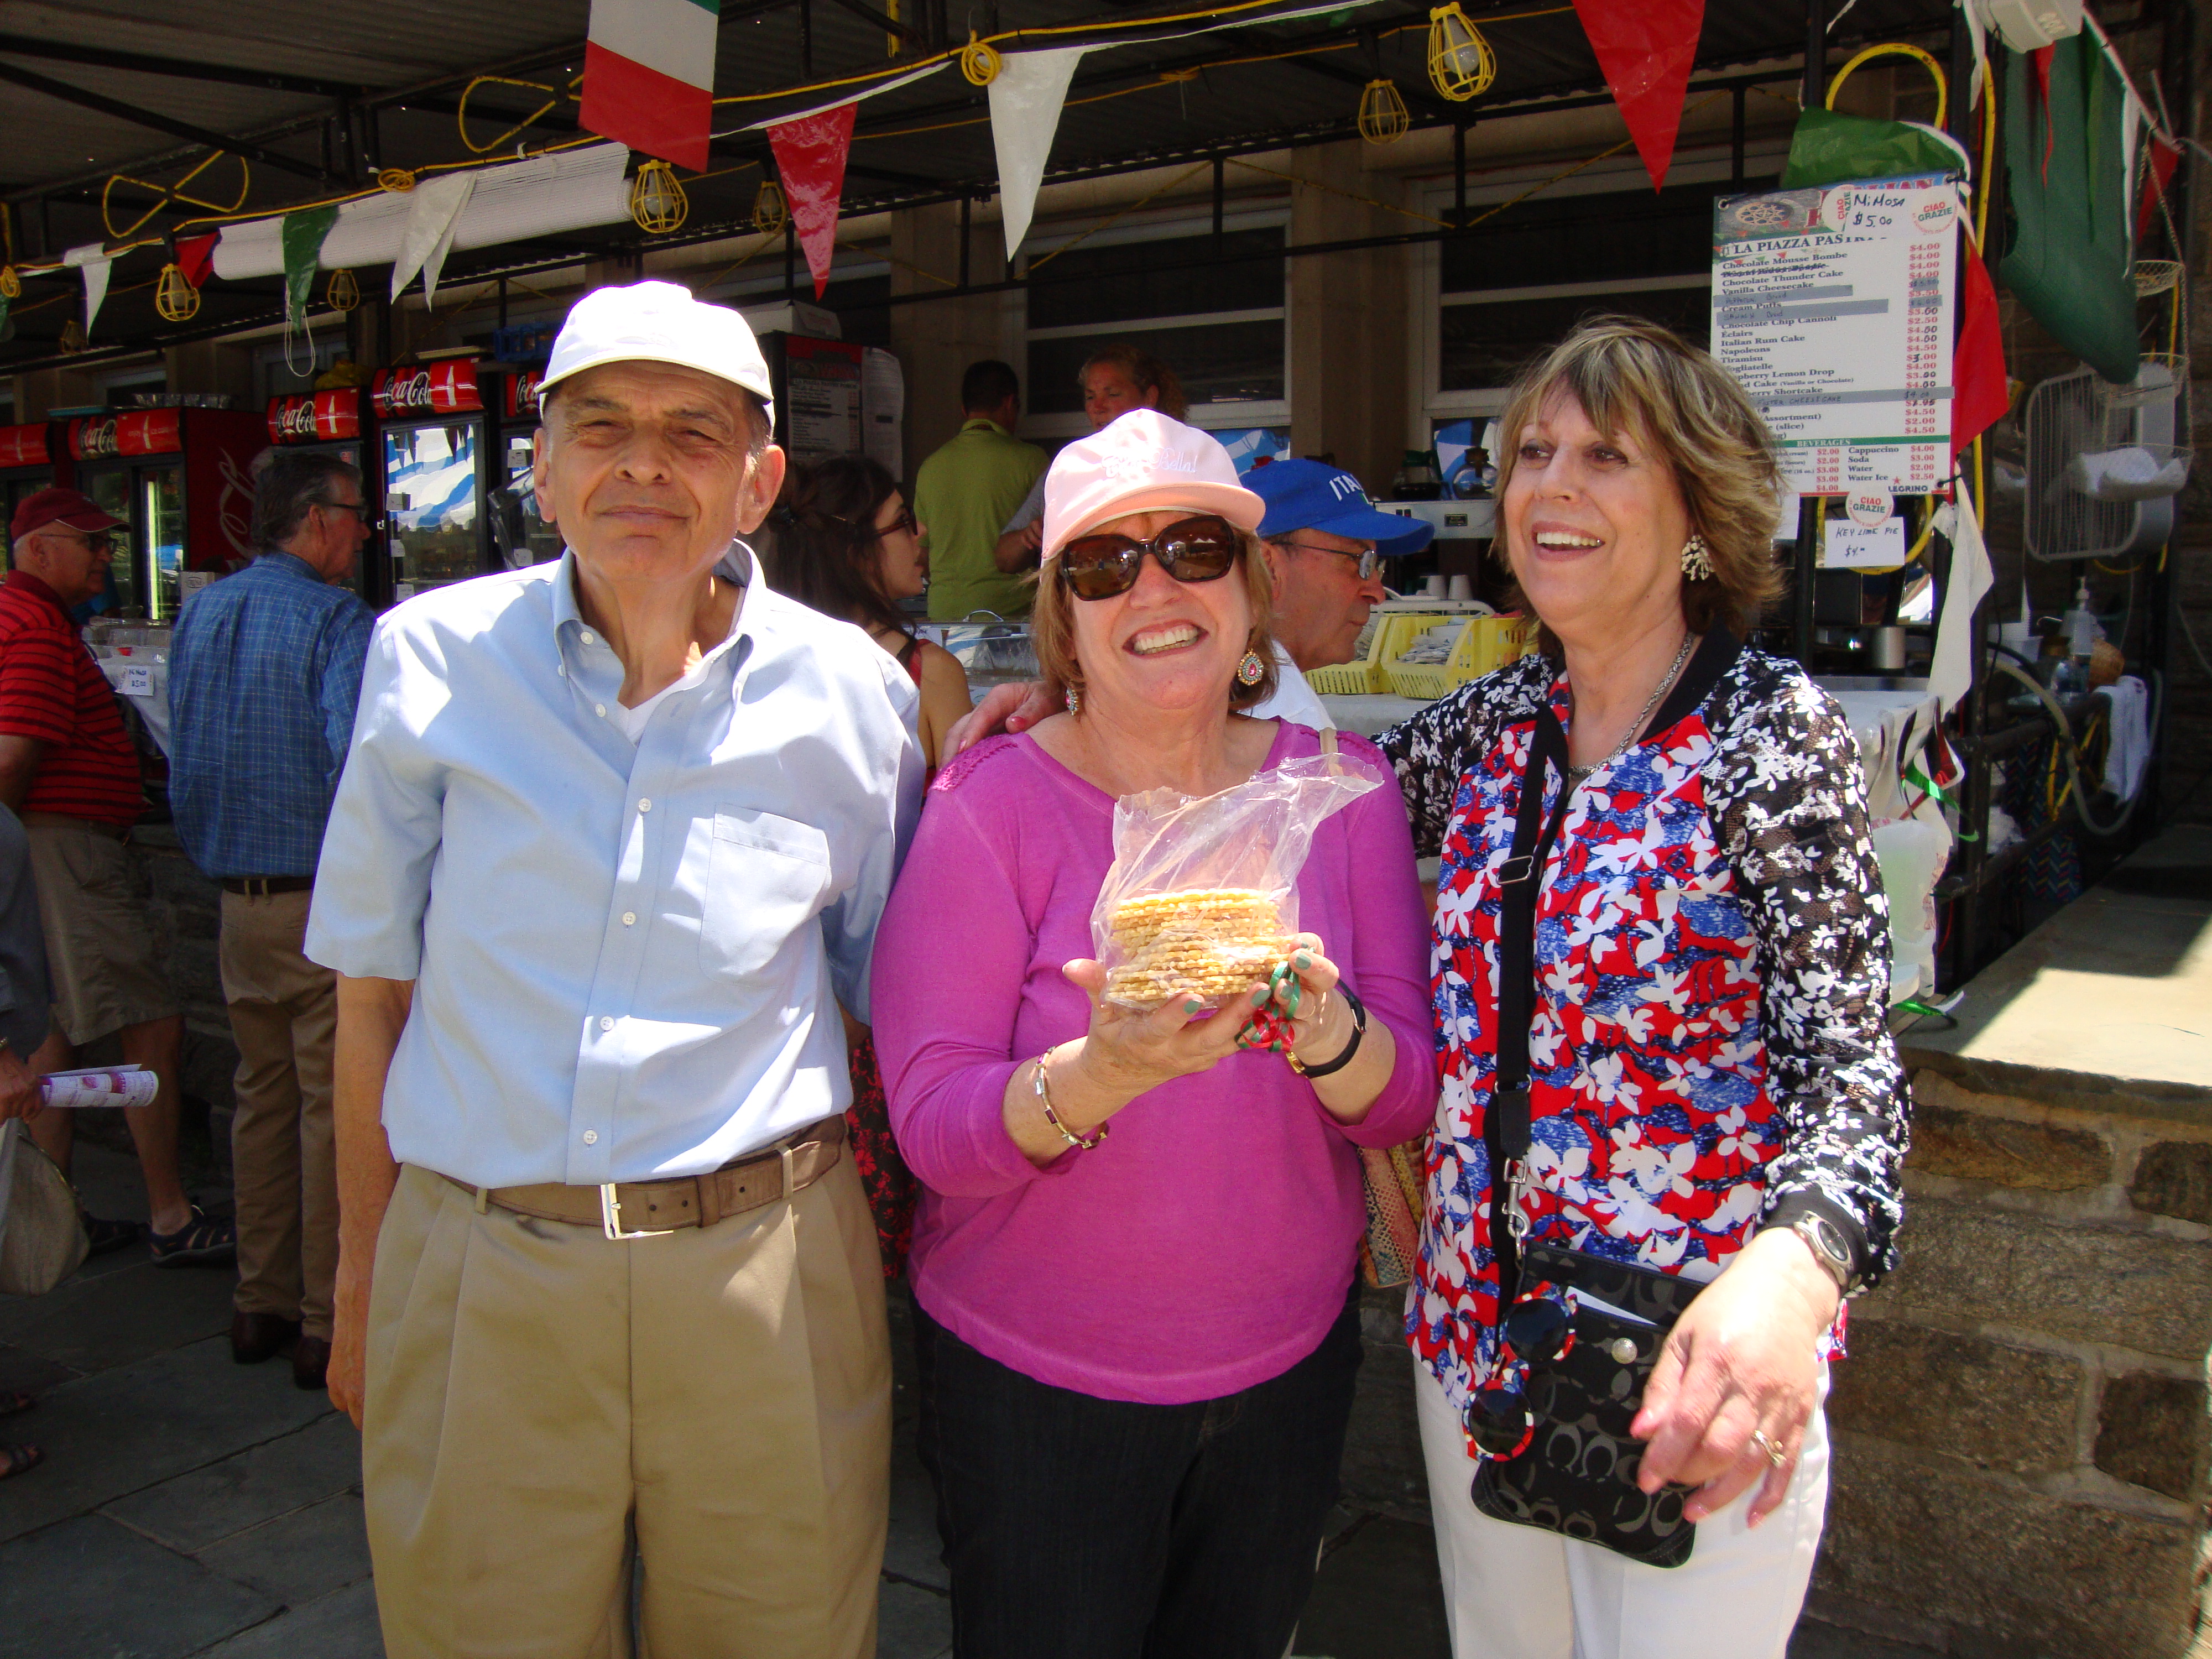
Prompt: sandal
<box><xmin>148</xmin><ymin>1207</ymin><xmax>236</xmax><ymax>1269</ymax></box>
<box><xmin>0</xmin><ymin>1391</ymin><xmax>33</xmax><ymax>1420</ymax></box>
<box><xmin>82</xmin><ymin>1212</ymin><xmax>143</xmax><ymax>1258</ymax></box>
<box><xmin>0</xmin><ymin>1443</ymin><xmax>41</xmax><ymax>1480</ymax></box>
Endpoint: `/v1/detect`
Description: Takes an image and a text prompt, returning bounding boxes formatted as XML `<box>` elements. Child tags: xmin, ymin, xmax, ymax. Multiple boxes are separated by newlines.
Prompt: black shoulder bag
<box><xmin>1469</xmin><ymin>702</ymin><xmax>1703</xmax><ymax>1568</ymax></box>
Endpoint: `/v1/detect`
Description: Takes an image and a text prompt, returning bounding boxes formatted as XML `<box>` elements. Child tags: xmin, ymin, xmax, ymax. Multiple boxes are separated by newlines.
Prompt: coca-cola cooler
<box><xmin>265</xmin><ymin>387</ymin><xmax>375</xmax><ymax>603</ymax></box>
<box><xmin>67</xmin><ymin>408</ymin><xmax>265</xmax><ymax>620</ymax></box>
<box><xmin>0</xmin><ymin>422</ymin><xmax>57</xmax><ymax>565</ymax></box>
<box><xmin>491</xmin><ymin>368</ymin><xmax>563</xmax><ymax>571</ymax></box>
<box><xmin>374</xmin><ymin>360</ymin><xmax>494</xmax><ymax>602</ymax></box>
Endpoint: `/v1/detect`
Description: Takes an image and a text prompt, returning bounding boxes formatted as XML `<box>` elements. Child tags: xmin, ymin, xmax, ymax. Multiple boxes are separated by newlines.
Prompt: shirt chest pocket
<box><xmin>700</xmin><ymin>807</ymin><xmax>835</xmax><ymax>982</ymax></box>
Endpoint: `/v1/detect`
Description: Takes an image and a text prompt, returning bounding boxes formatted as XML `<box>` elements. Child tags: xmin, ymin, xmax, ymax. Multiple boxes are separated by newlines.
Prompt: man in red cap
<box><xmin>0</xmin><ymin>487</ymin><xmax>234</xmax><ymax>1264</ymax></box>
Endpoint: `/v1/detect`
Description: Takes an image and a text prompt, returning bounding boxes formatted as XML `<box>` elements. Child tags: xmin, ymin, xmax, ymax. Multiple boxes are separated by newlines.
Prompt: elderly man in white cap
<box><xmin>309</xmin><ymin>280</ymin><xmax>923</xmax><ymax>1658</ymax></box>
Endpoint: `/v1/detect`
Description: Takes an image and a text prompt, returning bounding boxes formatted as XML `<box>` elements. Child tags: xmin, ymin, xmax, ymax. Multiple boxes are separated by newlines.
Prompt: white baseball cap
<box><xmin>1041</xmin><ymin>409</ymin><xmax>1264</xmax><ymax>563</ymax></box>
<box><xmin>539</xmin><ymin>280</ymin><xmax>776</xmax><ymax>426</ymax></box>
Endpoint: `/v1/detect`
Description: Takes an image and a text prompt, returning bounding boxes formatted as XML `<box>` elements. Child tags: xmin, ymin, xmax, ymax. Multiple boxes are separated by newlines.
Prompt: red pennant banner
<box><xmin>2136</xmin><ymin>134</ymin><xmax>2182</xmax><ymax>240</ymax></box>
<box><xmin>175</xmin><ymin>233</ymin><xmax>218</xmax><ymax>289</ymax></box>
<box><xmin>1572</xmin><ymin>0</ymin><xmax>1704</xmax><ymax>191</ymax></box>
<box><xmin>1952</xmin><ymin>249</ymin><xmax>2008</xmax><ymax>460</ymax></box>
<box><xmin>768</xmin><ymin>103</ymin><xmax>857</xmax><ymax>300</ymax></box>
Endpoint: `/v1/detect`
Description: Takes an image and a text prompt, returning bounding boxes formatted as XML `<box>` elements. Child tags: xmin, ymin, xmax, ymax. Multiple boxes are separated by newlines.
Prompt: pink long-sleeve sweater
<box><xmin>870</xmin><ymin>720</ymin><xmax>1437</xmax><ymax>1405</ymax></box>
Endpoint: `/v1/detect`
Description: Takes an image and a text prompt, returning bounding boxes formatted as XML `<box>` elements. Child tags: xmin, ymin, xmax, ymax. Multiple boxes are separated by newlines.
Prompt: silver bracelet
<box><xmin>1034</xmin><ymin>1051</ymin><xmax>1108</xmax><ymax>1151</ymax></box>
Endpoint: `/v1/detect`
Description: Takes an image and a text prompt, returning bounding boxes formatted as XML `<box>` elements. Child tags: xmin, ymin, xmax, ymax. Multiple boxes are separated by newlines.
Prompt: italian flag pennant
<box><xmin>769</xmin><ymin>103</ymin><xmax>856</xmax><ymax>299</ymax></box>
<box><xmin>1572</xmin><ymin>0</ymin><xmax>1705</xmax><ymax>191</ymax></box>
<box><xmin>582</xmin><ymin>0</ymin><xmax>721</xmax><ymax>173</ymax></box>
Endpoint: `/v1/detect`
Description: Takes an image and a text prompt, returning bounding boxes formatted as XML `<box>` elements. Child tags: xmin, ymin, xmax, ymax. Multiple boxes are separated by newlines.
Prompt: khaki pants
<box><xmin>363</xmin><ymin>1151</ymin><xmax>891</xmax><ymax>1659</ymax></box>
<box><xmin>220</xmin><ymin>889</ymin><xmax>338</xmax><ymax>1338</ymax></box>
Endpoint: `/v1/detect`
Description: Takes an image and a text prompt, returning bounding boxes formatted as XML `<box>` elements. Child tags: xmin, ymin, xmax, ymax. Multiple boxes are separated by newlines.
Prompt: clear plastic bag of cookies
<box><xmin>1089</xmin><ymin>752</ymin><xmax>1384</xmax><ymax>1010</ymax></box>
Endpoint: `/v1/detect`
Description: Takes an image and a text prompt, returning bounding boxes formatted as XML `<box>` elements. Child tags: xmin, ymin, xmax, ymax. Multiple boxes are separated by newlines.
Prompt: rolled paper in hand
<box><xmin>39</xmin><ymin>1066</ymin><xmax>160</xmax><ymax>1109</ymax></box>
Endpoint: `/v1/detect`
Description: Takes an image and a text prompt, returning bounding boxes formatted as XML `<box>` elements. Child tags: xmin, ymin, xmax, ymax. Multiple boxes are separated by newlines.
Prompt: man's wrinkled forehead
<box><xmin>544</xmin><ymin>360</ymin><xmax>762</xmax><ymax>440</ymax></box>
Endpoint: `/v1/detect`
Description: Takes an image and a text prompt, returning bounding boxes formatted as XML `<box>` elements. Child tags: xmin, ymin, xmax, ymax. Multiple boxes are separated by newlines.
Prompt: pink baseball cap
<box><xmin>1041</xmin><ymin>409</ymin><xmax>1264</xmax><ymax>563</ymax></box>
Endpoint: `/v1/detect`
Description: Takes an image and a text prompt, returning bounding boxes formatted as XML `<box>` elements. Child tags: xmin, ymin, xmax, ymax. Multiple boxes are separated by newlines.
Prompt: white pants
<box><xmin>1415</xmin><ymin>1357</ymin><xmax>1829</xmax><ymax>1659</ymax></box>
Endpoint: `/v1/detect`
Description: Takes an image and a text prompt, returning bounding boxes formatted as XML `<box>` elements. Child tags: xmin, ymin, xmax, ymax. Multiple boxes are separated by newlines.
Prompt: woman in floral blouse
<box><xmin>1378</xmin><ymin>317</ymin><xmax>1910</xmax><ymax>1657</ymax></box>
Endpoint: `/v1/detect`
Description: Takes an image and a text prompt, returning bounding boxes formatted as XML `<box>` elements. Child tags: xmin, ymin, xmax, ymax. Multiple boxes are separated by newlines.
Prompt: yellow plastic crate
<box><xmin>1305</xmin><ymin>606</ymin><xmax>1439</xmax><ymax>695</ymax></box>
<box><xmin>1383</xmin><ymin>612</ymin><xmax>1536</xmax><ymax>700</ymax></box>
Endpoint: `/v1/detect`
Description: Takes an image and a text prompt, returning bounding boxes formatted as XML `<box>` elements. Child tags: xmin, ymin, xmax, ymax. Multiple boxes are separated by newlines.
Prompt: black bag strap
<box><xmin>1485</xmin><ymin>702</ymin><xmax>1575</xmax><ymax>1312</ymax></box>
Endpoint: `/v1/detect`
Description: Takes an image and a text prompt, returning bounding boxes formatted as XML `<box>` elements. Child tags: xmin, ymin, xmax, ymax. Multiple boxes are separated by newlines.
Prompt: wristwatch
<box><xmin>1791</xmin><ymin>1210</ymin><xmax>1857</xmax><ymax>1296</ymax></box>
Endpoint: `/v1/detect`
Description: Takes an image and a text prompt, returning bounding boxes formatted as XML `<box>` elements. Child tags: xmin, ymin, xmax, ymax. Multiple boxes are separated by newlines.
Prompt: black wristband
<box><xmin>1292</xmin><ymin>987</ymin><xmax>1367</xmax><ymax>1080</ymax></box>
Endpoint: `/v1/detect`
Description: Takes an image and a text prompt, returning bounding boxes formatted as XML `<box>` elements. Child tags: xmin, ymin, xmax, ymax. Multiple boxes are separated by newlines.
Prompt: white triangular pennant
<box><xmin>1930</xmin><ymin>492</ymin><xmax>1994</xmax><ymax>717</ymax></box>
<box><xmin>390</xmin><ymin>173</ymin><xmax>477</xmax><ymax>305</ymax></box>
<box><xmin>989</xmin><ymin>48</ymin><xmax>1086</xmax><ymax>260</ymax></box>
<box><xmin>64</xmin><ymin>243</ymin><xmax>111</xmax><ymax>334</ymax></box>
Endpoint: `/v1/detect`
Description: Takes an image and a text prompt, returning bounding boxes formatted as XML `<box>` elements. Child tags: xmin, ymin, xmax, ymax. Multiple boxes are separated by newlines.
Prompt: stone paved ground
<box><xmin>0</xmin><ymin>1143</ymin><xmax>1931</xmax><ymax>1659</ymax></box>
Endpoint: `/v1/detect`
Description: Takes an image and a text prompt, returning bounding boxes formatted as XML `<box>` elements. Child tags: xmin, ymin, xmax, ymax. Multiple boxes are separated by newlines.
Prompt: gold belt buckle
<box><xmin>599</xmin><ymin>1182</ymin><xmax>674</xmax><ymax>1240</ymax></box>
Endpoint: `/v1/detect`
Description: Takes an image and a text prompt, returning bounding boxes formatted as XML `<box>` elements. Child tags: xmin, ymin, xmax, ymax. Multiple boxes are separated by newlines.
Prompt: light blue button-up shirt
<box><xmin>305</xmin><ymin>544</ymin><xmax>924</xmax><ymax>1190</ymax></box>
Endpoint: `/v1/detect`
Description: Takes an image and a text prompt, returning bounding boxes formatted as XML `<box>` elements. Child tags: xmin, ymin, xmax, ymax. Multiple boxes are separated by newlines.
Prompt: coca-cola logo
<box><xmin>270</xmin><ymin>397</ymin><xmax>318</xmax><ymax>441</ymax></box>
<box><xmin>376</xmin><ymin>368</ymin><xmax>436</xmax><ymax>416</ymax></box>
<box><xmin>374</xmin><ymin>360</ymin><xmax>480</xmax><ymax>419</ymax></box>
<box><xmin>75</xmin><ymin>417</ymin><xmax>119</xmax><ymax>458</ymax></box>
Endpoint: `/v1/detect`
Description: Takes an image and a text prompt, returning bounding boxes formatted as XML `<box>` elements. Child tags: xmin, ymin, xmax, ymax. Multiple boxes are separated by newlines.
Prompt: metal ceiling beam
<box><xmin>0</xmin><ymin>60</ymin><xmax>335</xmax><ymax>184</ymax></box>
<box><xmin>0</xmin><ymin>34</ymin><xmax>373</xmax><ymax>98</ymax></box>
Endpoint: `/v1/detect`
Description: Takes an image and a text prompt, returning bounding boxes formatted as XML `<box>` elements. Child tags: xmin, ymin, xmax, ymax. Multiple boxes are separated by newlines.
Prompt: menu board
<box><xmin>1711</xmin><ymin>174</ymin><xmax>1959</xmax><ymax>498</ymax></box>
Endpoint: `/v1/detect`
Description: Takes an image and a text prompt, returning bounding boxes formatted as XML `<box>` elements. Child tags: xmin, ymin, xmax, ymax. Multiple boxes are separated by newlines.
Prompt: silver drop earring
<box><xmin>1680</xmin><ymin>534</ymin><xmax>1713</xmax><ymax>581</ymax></box>
<box><xmin>1065</xmin><ymin>685</ymin><xmax>1082</xmax><ymax>716</ymax></box>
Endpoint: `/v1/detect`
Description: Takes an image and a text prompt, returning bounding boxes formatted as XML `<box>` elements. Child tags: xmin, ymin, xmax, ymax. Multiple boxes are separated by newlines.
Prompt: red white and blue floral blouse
<box><xmin>1377</xmin><ymin>630</ymin><xmax>1911</xmax><ymax>1417</ymax></box>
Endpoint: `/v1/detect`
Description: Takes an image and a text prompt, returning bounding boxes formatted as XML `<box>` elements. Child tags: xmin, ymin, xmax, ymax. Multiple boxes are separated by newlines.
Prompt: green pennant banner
<box><xmin>280</xmin><ymin>206</ymin><xmax>340</xmax><ymax>329</ymax></box>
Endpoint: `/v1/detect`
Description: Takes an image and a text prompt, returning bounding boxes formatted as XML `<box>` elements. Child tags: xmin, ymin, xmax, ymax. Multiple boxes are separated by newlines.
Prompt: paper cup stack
<box><xmin>1106</xmin><ymin>888</ymin><xmax>1293</xmax><ymax>1008</ymax></box>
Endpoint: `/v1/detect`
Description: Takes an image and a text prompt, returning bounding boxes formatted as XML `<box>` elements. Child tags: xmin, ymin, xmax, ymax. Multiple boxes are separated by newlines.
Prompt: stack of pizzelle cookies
<box><xmin>1105</xmin><ymin>888</ymin><xmax>1294</xmax><ymax>1008</ymax></box>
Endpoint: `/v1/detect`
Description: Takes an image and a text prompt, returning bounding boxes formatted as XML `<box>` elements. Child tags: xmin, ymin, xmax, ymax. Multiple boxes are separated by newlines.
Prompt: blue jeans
<box><xmin>912</xmin><ymin>1287</ymin><xmax>1364</xmax><ymax>1659</ymax></box>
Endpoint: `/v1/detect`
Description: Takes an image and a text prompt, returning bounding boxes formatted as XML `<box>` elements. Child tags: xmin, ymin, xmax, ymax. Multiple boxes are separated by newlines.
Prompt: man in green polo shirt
<box><xmin>915</xmin><ymin>361</ymin><xmax>1046</xmax><ymax>622</ymax></box>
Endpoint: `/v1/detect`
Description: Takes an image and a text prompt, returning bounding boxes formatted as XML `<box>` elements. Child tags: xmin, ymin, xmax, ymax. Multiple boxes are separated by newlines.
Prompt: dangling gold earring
<box><xmin>1679</xmin><ymin>534</ymin><xmax>1713</xmax><ymax>581</ymax></box>
<box><xmin>1235</xmin><ymin>650</ymin><xmax>1266</xmax><ymax>687</ymax></box>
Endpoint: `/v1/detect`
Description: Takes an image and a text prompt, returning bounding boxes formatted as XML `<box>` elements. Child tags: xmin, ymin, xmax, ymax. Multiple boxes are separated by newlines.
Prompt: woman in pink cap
<box><xmin>870</xmin><ymin>410</ymin><xmax>1436</xmax><ymax>1658</ymax></box>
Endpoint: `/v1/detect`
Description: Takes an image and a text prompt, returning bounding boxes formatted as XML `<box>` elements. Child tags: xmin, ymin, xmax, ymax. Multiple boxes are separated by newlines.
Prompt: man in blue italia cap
<box><xmin>1244</xmin><ymin>458</ymin><xmax>1433</xmax><ymax>728</ymax></box>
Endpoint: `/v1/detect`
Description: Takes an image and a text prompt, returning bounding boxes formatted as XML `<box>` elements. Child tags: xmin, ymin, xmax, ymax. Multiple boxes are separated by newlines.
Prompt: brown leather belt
<box><xmin>221</xmin><ymin>875</ymin><xmax>315</xmax><ymax>896</ymax></box>
<box><xmin>444</xmin><ymin>1115</ymin><xmax>846</xmax><ymax>1239</ymax></box>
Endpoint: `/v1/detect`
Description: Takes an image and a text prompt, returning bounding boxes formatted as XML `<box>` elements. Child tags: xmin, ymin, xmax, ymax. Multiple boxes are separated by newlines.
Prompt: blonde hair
<box><xmin>1492</xmin><ymin>315</ymin><xmax>1784</xmax><ymax>640</ymax></box>
<box><xmin>1032</xmin><ymin>526</ymin><xmax>1278</xmax><ymax>711</ymax></box>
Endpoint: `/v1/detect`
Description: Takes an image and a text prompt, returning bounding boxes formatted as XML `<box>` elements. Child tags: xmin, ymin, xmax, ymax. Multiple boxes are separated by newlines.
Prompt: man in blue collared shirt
<box><xmin>307</xmin><ymin>283</ymin><xmax>923</xmax><ymax>1659</ymax></box>
<box><xmin>168</xmin><ymin>450</ymin><xmax>373</xmax><ymax>1392</ymax></box>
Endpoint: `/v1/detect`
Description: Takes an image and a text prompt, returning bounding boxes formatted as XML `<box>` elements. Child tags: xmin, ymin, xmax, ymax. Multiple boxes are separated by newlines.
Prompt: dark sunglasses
<box><xmin>1467</xmin><ymin>1296</ymin><xmax>1575</xmax><ymax>1459</ymax></box>
<box><xmin>1057</xmin><ymin>514</ymin><xmax>1240</xmax><ymax>601</ymax></box>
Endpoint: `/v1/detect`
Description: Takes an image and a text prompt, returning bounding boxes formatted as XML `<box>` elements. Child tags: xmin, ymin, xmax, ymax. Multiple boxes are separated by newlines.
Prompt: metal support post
<box><xmin>1730</xmin><ymin>86</ymin><xmax>1746</xmax><ymax>186</ymax></box>
<box><xmin>1454</xmin><ymin>122</ymin><xmax>1467</xmax><ymax>225</ymax></box>
<box><xmin>958</xmin><ymin>192</ymin><xmax>971</xmax><ymax>290</ymax></box>
<box><xmin>1212</xmin><ymin>154</ymin><xmax>1225</xmax><ymax>244</ymax></box>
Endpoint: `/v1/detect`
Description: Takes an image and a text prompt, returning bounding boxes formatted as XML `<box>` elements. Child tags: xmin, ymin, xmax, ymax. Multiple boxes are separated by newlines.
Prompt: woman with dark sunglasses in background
<box><xmin>869</xmin><ymin>410</ymin><xmax>1436</xmax><ymax>1659</ymax></box>
<box><xmin>761</xmin><ymin>454</ymin><xmax>972</xmax><ymax>770</ymax></box>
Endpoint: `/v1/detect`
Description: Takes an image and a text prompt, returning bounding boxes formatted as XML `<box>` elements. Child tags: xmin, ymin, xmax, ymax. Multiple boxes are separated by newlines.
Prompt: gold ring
<box><xmin>1750</xmin><ymin>1429</ymin><xmax>1786</xmax><ymax>1467</ymax></box>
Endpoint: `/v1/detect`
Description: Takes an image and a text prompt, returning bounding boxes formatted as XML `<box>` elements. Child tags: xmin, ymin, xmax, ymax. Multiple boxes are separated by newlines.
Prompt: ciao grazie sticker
<box><xmin>1846</xmin><ymin>488</ymin><xmax>1895</xmax><ymax>527</ymax></box>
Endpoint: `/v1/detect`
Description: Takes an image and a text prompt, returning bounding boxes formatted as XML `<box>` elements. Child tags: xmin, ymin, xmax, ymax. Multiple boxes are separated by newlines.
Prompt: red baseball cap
<box><xmin>11</xmin><ymin>487</ymin><xmax>124</xmax><ymax>543</ymax></box>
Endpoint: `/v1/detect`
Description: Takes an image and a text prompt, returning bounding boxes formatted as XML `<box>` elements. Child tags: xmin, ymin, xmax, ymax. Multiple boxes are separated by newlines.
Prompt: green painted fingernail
<box><xmin>1251</xmin><ymin>985</ymin><xmax>1270</xmax><ymax>1006</ymax></box>
<box><xmin>1295</xmin><ymin>952</ymin><xmax>1313</xmax><ymax>968</ymax></box>
<box><xmin>1185</xmin><ymin>1000</ymin><xmax>1202</xmax><ymax>1014</ymax></box>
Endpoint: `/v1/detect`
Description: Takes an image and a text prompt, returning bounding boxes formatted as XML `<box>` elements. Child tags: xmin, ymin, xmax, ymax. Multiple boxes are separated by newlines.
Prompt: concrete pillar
<box><xmin>1286</xmin><ymin>142</ymin><xmax>1411</xmax><ymax>499</ymax></box>
<box><xmin>888</xmin><ymin>200</ymin><xmax>1012</xmax><ymax>484</ymax></box>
